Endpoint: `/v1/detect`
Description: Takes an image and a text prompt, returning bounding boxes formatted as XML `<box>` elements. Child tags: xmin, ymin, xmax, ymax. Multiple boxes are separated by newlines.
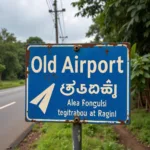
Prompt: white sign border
<box><xmin>25</xmin><ymin>44</ymin><xmax>130</xmax><ymax>124</ymax></box>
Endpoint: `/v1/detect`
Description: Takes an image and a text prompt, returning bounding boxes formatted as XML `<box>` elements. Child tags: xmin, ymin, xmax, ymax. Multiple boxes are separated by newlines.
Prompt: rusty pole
<box><xmin>49</xmin><ymin>1</ymin><xmax>66</xmax><ymax>44</ymax></box>
<box><xmin>72</xmin><ymin>117</ymin><xmax>82</xmax><ymax>150</ymax></box>
<box><xmin>54</xmin><ymin>0</ymin><xmax>59</xmax><ymax>44</ymax></box>
<box><xmin>72</xmin><ymin>47</ymin><xmax>82</xmax><ymax>150</ymax></box>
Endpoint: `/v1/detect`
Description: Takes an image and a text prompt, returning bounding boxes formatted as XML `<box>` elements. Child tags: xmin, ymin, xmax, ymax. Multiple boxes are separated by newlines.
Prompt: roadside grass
<box><xmin>30</xmin><ymin>123</ymin><xmax>124</xmax><ymax>150</ymax></box>
<box><xmin>0</xmin><ymin>80</ymin><xmax>25</xmax><ymax>89</ymax></box>
<box><xmin>128</xmin><ymin>109</ymin><xmax>150</xmax><ymax>146</ymax></box>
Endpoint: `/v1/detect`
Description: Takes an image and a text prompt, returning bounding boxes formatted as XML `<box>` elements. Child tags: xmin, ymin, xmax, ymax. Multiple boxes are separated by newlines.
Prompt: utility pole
<box><xmin>54</xmin><ymin>0</ymin><xmax>58</xmax><ymax>44</ymax></box>
<box><xmin>49</xmin><ymin>0</ymin><xmax>66</xmax><ymax>44</ymax></box>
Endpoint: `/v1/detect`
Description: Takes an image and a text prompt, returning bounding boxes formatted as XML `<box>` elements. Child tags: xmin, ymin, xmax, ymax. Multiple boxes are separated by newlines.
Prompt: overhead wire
<box><xmin>58</xmin><ymin>0</ymin><xmax>68</xmax><ymax>43</ymax></box>
<box><xmin>46</xmin><ymin>0</ymin><xmax>55</xmax><ymax>41</ymax></box>
<box><xmin>58</xmin><ymin>17</ymin><xmax>64</xmax><ymax>39</ymax></box>
<box><xmin>48</xmin><ymin>0</ymin><xmax>54</xmax><ymax>10</ymax></box>
<box><xmin>46</xmin><ymin>0</ymin><xmax>51</xmax><ymax>10</ymax></box>
<box><xmin>60</xmin><ymin>0</ymin><xmax>66</xmax><ymax>36</ymax></box>
<box><xmin>46</xmin><ymin>0</ymin><xmax>54</xmax><ymax>22</ymax></box>
<box><xmin>46</xmin><ymin>0</ymin><xmax>67</xmax><ymax>43</ymax></box>
<box><xmin>56</xmin><ymin>0</ymin><xmax>63</xmax><ymax>42</ymax></box>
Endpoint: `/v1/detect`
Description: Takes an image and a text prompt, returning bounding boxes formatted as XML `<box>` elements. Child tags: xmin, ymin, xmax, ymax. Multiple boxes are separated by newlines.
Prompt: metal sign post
<box><xmin>72</xmin><ymin>47</ymin><xmax>81</xmax><ymax>150</ymax></box>
<box><xmin>72</xmin><ymin>123</ymin><xmax>82</xmax><ymax>150</ymax></box>
<box><xmin>25</xmin><ymin>43</ymin><xmax>130</xmax><ymax>150</ymax></box>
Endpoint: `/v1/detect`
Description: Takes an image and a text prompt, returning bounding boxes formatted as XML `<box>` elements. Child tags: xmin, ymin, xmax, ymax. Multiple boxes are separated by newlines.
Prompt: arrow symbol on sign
<box><xmin>30</xmin><ymin>83</ymin><xmax>55</xmax><ymax>114</ymax></box>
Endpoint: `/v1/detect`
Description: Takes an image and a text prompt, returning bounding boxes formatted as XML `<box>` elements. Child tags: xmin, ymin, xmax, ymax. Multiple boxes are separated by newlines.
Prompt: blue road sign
<box><xmin>26</xmin><ymin>43</ymin><xmax>130</xmax><ymax>124</ymax></box>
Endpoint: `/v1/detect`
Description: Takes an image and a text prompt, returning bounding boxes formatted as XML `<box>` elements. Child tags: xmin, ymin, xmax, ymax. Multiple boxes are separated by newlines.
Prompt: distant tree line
<box><xmin>0</xmin><ymin>28</ymin><xmax>44</xmax><ymax>81</ymax></box>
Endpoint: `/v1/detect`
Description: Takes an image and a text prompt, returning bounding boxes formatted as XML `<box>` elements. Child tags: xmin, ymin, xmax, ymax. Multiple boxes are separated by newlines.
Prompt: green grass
<box><xmin>32</xmin><ymin>123</ymin><xmax>40</xmax><ymax>132</ymax></box>
<box><xmin>30</xmin><ymin>123</ymin><xmax>124</xmax><ymax>150</ymax></box>
<box><xmin>0</xmin><ymin>80</ymin><xmax>25</xmax><ymax>89</ymax></box>
<box><xmin>128</xmin><ymin>109</ymin><xmax>150</xmax><ymax>146</ymax></box>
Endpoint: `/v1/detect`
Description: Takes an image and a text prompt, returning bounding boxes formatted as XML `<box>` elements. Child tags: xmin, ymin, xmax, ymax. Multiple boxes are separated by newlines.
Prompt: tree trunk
<box><xmin>139</xmin><ymin>92</ymin><xmax>143</xmax><ymax>108</ymax></box>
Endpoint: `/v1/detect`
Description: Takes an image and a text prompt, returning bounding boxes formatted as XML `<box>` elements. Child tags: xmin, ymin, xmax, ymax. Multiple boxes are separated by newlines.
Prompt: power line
<box><xmin>60</xmin><ymin>0</ymin><xmax>66</xmax><ymax>36</ymax></box>
<box><xmin>49</xmin><ymin>0</ymin><xmax>53</xmax><ymax>8</ymax></box>
<box><xmin>49</xmin><ymin>0</ymin><xmax>65</xmax><ymax>44</ymax></box>
<box><xmin>58</xmin><ymin>0</ymin><xmax>68</xmax><ymax>43</ymax></box>
<box><xmin>58</xmin><ymin>17</ymin><xmax>68</xmax><ymax>43</ymax></box>
<box><xmin>46</xmin><ymin>0</ymin><xmax>54</xmax><ymax>22</ymax></box>
<box><xmin>46</xmin><ymin>0</ymin><xmax>51</xmax><ymax>10</ymax></box>
<box><xmin>58</xmin><ymin>18</ymin><xmax>63</xmax><ymax>38</ymax></box>
<box><xmin>46</xmin><ymin>0</ymin><xmax>55</xmax><ymax>42</ymax></box>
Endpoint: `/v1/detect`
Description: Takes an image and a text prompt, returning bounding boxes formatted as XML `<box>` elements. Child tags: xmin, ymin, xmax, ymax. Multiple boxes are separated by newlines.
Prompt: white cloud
<box><xmin>0</xmin><ymin>0</ymin><xmax>93</xmax><ymax>43</ymax></box>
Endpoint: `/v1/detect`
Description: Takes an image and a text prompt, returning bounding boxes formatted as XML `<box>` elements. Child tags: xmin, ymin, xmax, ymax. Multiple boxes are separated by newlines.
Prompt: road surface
<box><xmin>0</xmin><ymin>86</ymin><xmax>32</xmax><ymax>150</ymax></box>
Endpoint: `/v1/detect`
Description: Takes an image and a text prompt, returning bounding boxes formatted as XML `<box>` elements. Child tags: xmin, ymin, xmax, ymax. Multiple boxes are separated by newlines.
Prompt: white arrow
<box><xmin>30</xmin><ymin>83</ymin><xmax>55</xmax><ymax>114</ymax></box>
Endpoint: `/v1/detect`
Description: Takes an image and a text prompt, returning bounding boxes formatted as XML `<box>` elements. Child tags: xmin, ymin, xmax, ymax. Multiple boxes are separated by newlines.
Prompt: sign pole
<box><xmin>26</xmin><ymin>44</ymin><xmax>130</xmax><ymax>149</ymax></box>
<box><xmin>72</xmin><ymin>123</ymin><xmax>82</xmax><ymax>150</ymax></box>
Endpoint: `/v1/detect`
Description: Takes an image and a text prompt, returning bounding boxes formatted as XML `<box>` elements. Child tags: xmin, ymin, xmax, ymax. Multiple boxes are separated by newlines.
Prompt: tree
<box><xmin>0</xmin><ymin>29</ymin><xmax>22</xmax><ymax>80</ymax></box>
<box><xmin>16</xmin><ymin>41</ymin><xmax>26</xmax><ymax>79</ymax></box>
<box><xmin>0</xmin><ymin>43</ymin><xmax>22</xmax><ymax>80</ymax></box>
<box><xmin>26</xmin><ymin>37</ymin><xmax>45</xmax><ymax>44</ymax></box>
<box><xmin>72</xmin><ymin>0</ymin><xmax>150</xmax><ymax>54</ymax></box>
<box><xmin>0</xmin><ymin>64</ymin><xmax>6</xmax><ymax>81</ymax></box>
<box><xmin>0</xmin><ymin>28</ymin><xmax>16</xmax><ymax>43</ymax></box>
<box><xmin>86</xmin><ymin>18</ymin><xmax>103</xmax><ymax>42</ymax></box>
<box><xmin>72</xmin><ymin>0</ymin><xmax>105</xmax><ymax>17</ymax></box>
<box><xmin>131</xmin><ymin>44</ymin><xmax>150</xmax><ymax>110</ymax></box>
<box><xmin>85</xmin><ymin>14</ymin><xmax>121</xmax><ymax>42</ymax></box>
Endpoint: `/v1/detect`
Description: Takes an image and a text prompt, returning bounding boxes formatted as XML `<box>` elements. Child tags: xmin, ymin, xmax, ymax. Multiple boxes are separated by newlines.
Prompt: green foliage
<box><xmin>130</xmin><ymin>44</ymin><xmax>150</xmax><ymax>110</ymax></box>
<box><xmin>31</xmin><ymin>123</ymin><xmax>124</xmax><ymax>150</ymax></box>
<box><xmin>99</xmin><ymin>141</ymin><xmax>124</xmax><ymax>150</ymax></box>
<box><xmin>130</xmin><ymin>43</ymin><xmax>137</xmax><ymax>58</ymax></box>
<box><xmin>84</xmin><ymin>124</ymin><xmax>98</xmax><ymax>137</ymax></box>
<box><xmin>86</xmin><ymin>18</ymin><xmax>103</xmax><ymax>42</ymax></box>
<box><xmin>0</xmin><ymin>64</ymin><xmax>6</xmax><ymax>81</ymax></box>
<box><xmin>32</xmin><ymin>124</ymin><xmax>40</xmax><ymax>132</ymax></box>
<box><xmin>63</xmin><ymin>123</ymin><xmax>71</xmax><ymax>128</ymax></box>
<box><xmin>72</xmin><ymin>0</ymin><xmax>105</xmax><ymax>17</ymax></box>
<box><xmin>0</xmin><ymin>43</ymin><xmax>22</xmax><ymax>80</ymax></box>
<box><xmin>73</xmin><ymin>0</ymin><xmax>150</xmax><ymax>54</ymax></box>
<box><xmin>0</xmin><ymin>29</ymin><xmax>25</xmax><ymax>80</ymax></box>
<box><xmin>0</xmin><ymin>28</ymin><xmax>46</xmax><ymax>81</ymax></box>
<box><xmin>19</xmin><ymin>80</ymin><xmax>24</xmax><ymax>84</ymax></box>
<box><xmin>26</xmin><ymin>36</ymin><xmax>45</xmax><ymax>44</ymax></box>
<box><xmin>128</xmin><ymin>109</ymin><xmax>150</xmax><ymax>145</ymax></box>
<box><xmin>0</xmin><ymin>80</ymin><xmax>25</xmax><ymax>89</ymax></box>
<box><xmin>0</xmin><ymin>28</ymin><xmax>16</xmax><ymax>43</ymax></box>
<box><xmin>16</xmin><ymin>42</ymin><xmax>26</xmax><ymax>79</ymax></box>
<box><xmin>0</xmin><ymin>64</ymin><xmax>6</xmax><ymax>72</ymax></box>
<box><xmin>131</xmin><ymin>50</ymin><xmax>150</xmax><ymax>97</ymax></box>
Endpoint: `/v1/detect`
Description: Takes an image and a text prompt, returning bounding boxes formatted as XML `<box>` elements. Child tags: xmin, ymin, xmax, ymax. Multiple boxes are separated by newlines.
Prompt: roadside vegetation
<box><xmin>128</xmin><ymin>109</ymin><xmax>150</xmax><ymax>146</ymax></box>
<box><xmin>0</xmin><ymin>28</ymin><xmax>44</xmax><ymax>89</ymax></box>
<box><xmin>29</xmin><ymin>123</ymin><xmax>124</xmax><ymax>150</ymax></box>
<box><xmin>72</xmin><ymin>0</ymin><xmax>150</xmax><ymax>146</ymax></box>
<box><xmin>1</xmin><ymin>0</ymin><xmax>150</xmax><ymax>148</ymax></box>
<box><xmin>0</xmin><ymin>80</ymin><xmax>25</xmax><ymax>89</ymax></box>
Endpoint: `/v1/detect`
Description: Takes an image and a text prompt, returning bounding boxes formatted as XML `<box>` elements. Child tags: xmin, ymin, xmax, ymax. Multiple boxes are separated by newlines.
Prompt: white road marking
<box><xmin>0</xmin><ymin>102</ymin><xmax>16</xmax><ymax>110</ymax></box>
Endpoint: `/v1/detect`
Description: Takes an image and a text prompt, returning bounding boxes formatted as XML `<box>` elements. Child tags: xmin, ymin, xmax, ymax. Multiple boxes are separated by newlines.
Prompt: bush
<box><xmin>128</xmin><ymin>109</ymin><xmax>150</xmax><ymax>146</ymax></box>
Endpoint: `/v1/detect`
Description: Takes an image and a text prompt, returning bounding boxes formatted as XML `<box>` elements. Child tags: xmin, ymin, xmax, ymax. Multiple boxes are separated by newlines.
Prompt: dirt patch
<box><xmin>17</xmin><ymin>123</ymin><xmax>42</xmax><ymax>150</ymax></box>
<box><xmin>114</xmin><ymin>125</ymin><xmax>150</xmax><ymax>150</ymax></box>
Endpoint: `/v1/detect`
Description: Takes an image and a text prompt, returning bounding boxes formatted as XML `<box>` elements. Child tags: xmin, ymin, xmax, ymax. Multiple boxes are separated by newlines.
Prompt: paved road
<box><xmin>0</xmin><ymin>86</ymin><xmax>32</xmax><ymax>150</ymax></box>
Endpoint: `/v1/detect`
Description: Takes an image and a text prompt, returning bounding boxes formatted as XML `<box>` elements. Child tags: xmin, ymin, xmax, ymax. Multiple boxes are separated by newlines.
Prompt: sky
<box><xmin>0</xmin><ymin>0</ymin><xmax>94</xmax><ymax>43</ymax></box>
